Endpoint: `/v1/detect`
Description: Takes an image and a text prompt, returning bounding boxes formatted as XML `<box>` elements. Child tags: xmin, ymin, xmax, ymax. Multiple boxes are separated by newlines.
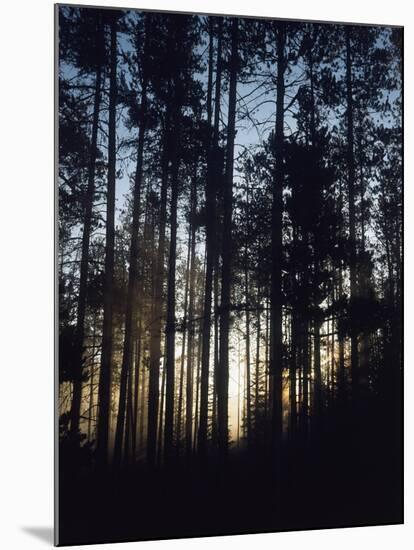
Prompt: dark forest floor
<box><xmin>57</xmin><ymin>402</ymin><xmax>403</xmax><ymax>546</ymax></box>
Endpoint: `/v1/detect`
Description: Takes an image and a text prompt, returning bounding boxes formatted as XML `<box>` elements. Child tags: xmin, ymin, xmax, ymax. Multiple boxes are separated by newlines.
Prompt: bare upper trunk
<box><xmin>96</xmin><ymin>15</ymin><xmax>117</xmax><ymax>467</ymax></box>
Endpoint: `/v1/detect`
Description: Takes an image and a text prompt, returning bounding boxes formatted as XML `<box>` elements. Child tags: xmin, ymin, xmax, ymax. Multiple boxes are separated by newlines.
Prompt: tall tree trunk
<box><xmin>163</xmin><ymin>19</ymin><xmax>186</xmax><ymax>464</ymax></box>
<box><xmin>69</xmin><ymin>23</ymin><xmax>103</xmax><ymax>438</ymax></box>
<box><xmin>123</xmin><ymin>358</ymin><xmax>134</xmax><ymax>465</ymax></box>
<box><xmin>330</xmin><ymin>306</ymin><xmax>335</xmax><ymax>401</ymax></box>
<box><xmin>270</xmin><ymin>25</ymin><xmax>285</xmax><ymax>463</ymax></box>
<box><xmin>199</xmin><ymin>18</ymin><xmax>222</xmax><ymax>457</ymax></box>
<box><xmin>313</xmin><ymin>317</ymin><xmax>322</xmax><ymax>419</ymax></box>
<box><xmin>186</xmin><ymin>176</ymin><xmax>197</xmax><ymax>460</ymax></box>
<box><xmin>255</xmin><ymin>286</ymin><xmax>261</xmax><ymax>435</ymax></box>
<box><xmin>157</xmin><ymin>357</ymin><xmax>166</xmax><ymax>466</ymax></box>
<box><xmin>212</xmin><ymin>19</ymin><xmax>223</xmax><ymax>446</ymax></box>
<box><xmin>132</xmin><ymin>324</ymin><xmax>142</xmax><ymax>459</ymax></box>
<box><xmin>301</xmin><ymin>278</ymin><xmax>310</xmax><ymax>437</ymax></box>
<box><xmin>308</xmin><ymin>28</ymin><xmax>322</xmax><ymax>428</ymax></box>
<box><xmin>147</xmin><ymin>123</ymin><xmax>170</xmax><ymax>466</ymax></box>
<box><xmin>212</xmin><ymin>269</ymin><xmax>220</xmax><ymax>449</ymax></box>
<box><xmin>338</xmin><ymin>302</ymin><xmax>345</xmax><ymax>395</ymax></box>
<box><xmin>245</xmin><ymin>267</ymin><xmax>252</xmax><ymax>444</ymax></box>
<box><xmin>113</xmin><ymin>23</ymin><xmax>150</xmax><ymax>467</ymax></box>
<box><xmin>164</xmin><ymin>179</ymin><xmax>179</xmax><ymax>463</ymax></box>
<box><xmin>237</xmin><ymin>338</ymin><xmax>241</xmax><ymax>446</ymax></box>
<box><xmin>265</xmin><ymin>293</ymin><xmax>270</xmax><ymax>428</ymax></box>
<box><xmin>164</xmin><ymin>109</ymin><xmax>182</xmax><ymax>464</ymax></box>
<box><xmin>245</xmin><ymin>180</ymin><xmax>252</xmax><ymax>444</ymax></box>
<box><xmin>176</xmin><ymin>218</ymin><xmax>192</xmax><ymax>455</ymax></box>
<box><xmin>87</xmin><ymin>310</ymin><xmax>98</xmax><ymax>441</ymax></box>
<box><xmin>96</xmin><ymin>16</ymin><xmax>117</xmax><ymax>467</ymax></box>
<box><xmin>193</xmin><ymin>320</ymin><xmax>202</xmax><ymax>453</ymax></box>
<box><xmin>217</xmin><ymin>18</ymin><xmax>238</xmax><ymax>463</ymax></box>
<box><xmin>357</xmin><ymin>122</ymin><xmax>371</xmax><ymax>390</ymax></box>
<box><xmin>289</xmin><ymin>312</ymin><xmax>297</xmax><ymax>435</ymax></box>
<box><xmin>345</xmin><ymin>26</ymin><xmax>359</xmax><ymax>398</ymax></box>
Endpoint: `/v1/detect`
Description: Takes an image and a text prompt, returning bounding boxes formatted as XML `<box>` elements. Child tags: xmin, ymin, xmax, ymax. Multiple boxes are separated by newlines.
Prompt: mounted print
<box><xmin>56</xmin><ymin>3</ymin><xmax>403</xmax><ymax>546</ymax></box>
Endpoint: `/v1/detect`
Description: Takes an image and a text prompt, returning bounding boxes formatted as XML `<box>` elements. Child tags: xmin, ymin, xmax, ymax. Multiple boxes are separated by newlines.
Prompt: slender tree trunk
<box><xmin>164</xmin><ymin>110</ymin><xmax>182</xmax><ymax>464</ymax></box>
<box><xmin>212</xmin><ymin>21</ymin><xmax>223</xmax><ymax>445</ymax></box>
<box><xmin>313</xmin><ymin>317</ymin><xmax>322</xmax><ymax>419</ymax></box>
<box><xmin>186</xmin><ymin>177</ymin><xmax>197</xmax><ymax>460</ymax></box>
<box><xmin>163</xmin><ymin>19</ymin><xmax>186</xmax><ymax>464</ymax></box>
<box><xmin>212</xmin><ymin>270</ymin><xmax>220</xmax><ymax>449</ymax></box>
<box><xmin>270</xmin><ymin>25</ymin><xmax>285</xmax><ymax>463</ymax></box>
<box><xmin>337</xmin><ymin>267</ymin><xmax>346</xmax><ymax>404</ymax></box>
<box><xmin>217</xmin><ymin>18</ymin><xmax>238</xmax><ymax>463</ymax></box>
<box><xmin>157</xmin><ymin>357</ymin><xmax>166</xmax><ymax>466</ymax></box>
<box><xmin>113</xmin><ymin>24</ymin><xmax>150</xmax><ymax>468</ymax></box>
<box><xmin>96</xmin><ymin>16</ymin><xmax>117</xmax><ymax>467</ymax></box>
<box><xmin>330</xmin><ymin>305</ymin><xmax>335</xmax><ymax>400</ymax></box>
<box><xmin>345</xmin><ymin>26</ymin><xmax>359</xmax><ymax>398</ymax></box>
<box><xmin>88</xmin><ymin>310</ymin><xmax>98</xmax><ymax>441</ymax></box>
<box><xmin>198</xmin><ymin>170</ymin><xmax>214</xmax><ymax>451</ymax></box>
<box><xmin>301</xmin><ymin>302</ymin><xmax>309</xmax><ymax>436</ymax></box>
<box><xmin>132</xmin><ymin>325</ymin><xmax>142</xmax><ymax>459</ymax></box>
<box><xmin>308</xmin><ymin>29</ymin><xmax>322</xmax><ymax>428</ymax></box>
<box><xmin>193</xmin><ymin>323</ymin><xmax>202</xmax><ymax>453</ymax></box>
<box><xmin>70</xmin><ymin>24</ymin><xmax>103</xmax><ymax>438</ymax></box>
<box><xmin>245</xmin><ymin>268</ymin><xmax>252</xmax><ymax>444</ymax></box>
<box><xmin>245</xmin><ymin>180</ymin><xmax>252</xmax><ymax>444</ymax></box>
<box><xmin>255</xmin><ymin>287</ymin><xmax>261</xmax><ymax>435</ymax></box>
<box><xmin>123</xmin><ymin>359</ymin><xmax>134</xmax><ymax>465</ymax></box>
<box><xmin>147</xmin><ymin>122</ymin><xmax>170</xmax><ymax>466</ymax></box>
<box><xmin>357</xmin><ymin>127</ymin><xmax>371</xmax><ymax>389</ymax></box>
<box><xmin>176</xmin><ymin>221</ymin><xmax>192</xmax><ymax>455</ymax></box>
<box><xmin>164</xmin><ymin>177</ymin><xmax>179</xmax><ymax>462</ymax></box>
<box><xmin>237</xmin><ymin>338</ymin><xmax>241</xmax><ymax>446</ymax></box>
<box><xmin>265</xmin><ymin>293</ymin><xmax>270</xmax><ymax>428</ymax></box>
<box><xmin>199</xmin><ymin>19</ymin><xmax>222</xmax><ymax>457</ymax></box>
<box><xmin>289</xmin><ymin>312</ymin><xmax>297</xmax><ymax>435</ymax></box>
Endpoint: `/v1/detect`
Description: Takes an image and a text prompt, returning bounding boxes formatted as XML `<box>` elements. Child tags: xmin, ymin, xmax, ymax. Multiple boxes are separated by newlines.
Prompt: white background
<box><xmin>0</xmin><ymin>0</ymin><xmax>411</xmax><ymax>548</ymax></box>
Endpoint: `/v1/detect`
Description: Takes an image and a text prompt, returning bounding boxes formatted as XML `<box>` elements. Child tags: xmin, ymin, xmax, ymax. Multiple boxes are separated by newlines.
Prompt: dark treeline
<box><xmin>57</xmin><ymin>6</ymin><xmax>403</xmax><ymax>545</ymax></box>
